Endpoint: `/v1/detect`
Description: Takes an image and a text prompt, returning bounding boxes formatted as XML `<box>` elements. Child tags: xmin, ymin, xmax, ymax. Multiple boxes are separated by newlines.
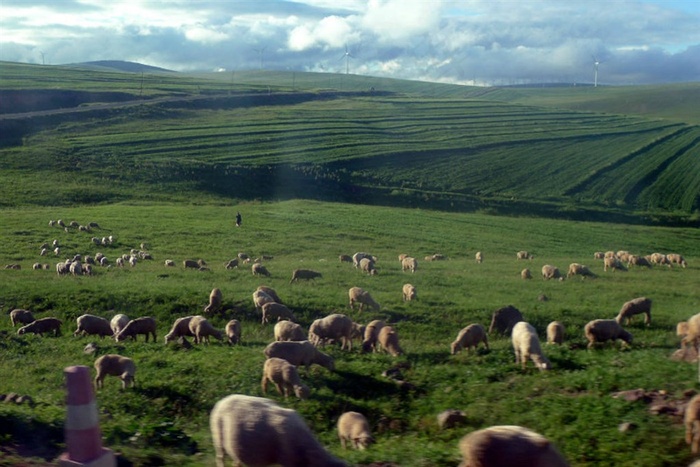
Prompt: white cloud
<box><xmin>362</xmin><ymin>0</ymin><xmax>443</xmax><ymax>44</ymax></box>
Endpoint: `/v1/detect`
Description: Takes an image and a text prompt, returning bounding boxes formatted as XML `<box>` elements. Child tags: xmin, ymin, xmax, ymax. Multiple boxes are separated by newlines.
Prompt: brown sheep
<box><xmin>189</xmin><ymin>315</ymin><xmax>223</xmax><ymax>344</ymax></box>
<box><xmin>115</xmin><ymin>317</ymin><xmax>157</xmax><ymax>342</ymax></box>
<box><xmin>686</xmin><ymin>394</ymin><xmax>700</xmax><ymax>454</ymax></box>
<box><xmin>615</xmin><ymin>297</ymin><xmax>652</xmax><ymax>326</ymax></box>
<box><xmin>402</xmin><ymin>283</ymin><xmax>417</xmax><ymax>301</ymax></box>
<box><xmin>225</xmin><ymin>319</ymin><xmax>241</xmax><ymax>345</ymax></box>
<box><xmin>261</xmin><ymin>302</ymin><xmax>295</xmax><ymax>324</ymax></box>
<box><xmin>541</xmin><ymin>264</ymin><xmax>562</xmax><ymax>280</ymax></box>
<box><xmin>204</xmin><ymin>288</ymin><xmax>223</xmax><ymax>314</ymax></box>
<box><xmin>274</xmin><ymin>320</ymin><xmax>306</xmax><ymax>342</ymax></box>
<box><xmin>74</xmin><ymin>314</ymin><xmax>113</xmax><ymax>338</ymax></box>
<box><xmin>451</xmin><ymin>324</ymin><xmax>489</xmax><ymax>355</ymax></box>
<box><xmin>17</xmin><ymin>317</ymin><xmax>62</xmax><ymax>336</ymax></box>
<box><xmin>348</xmin><ymin>287</ymin><xmax>380</xmax><ymax>312</ymax></box>
<box><xmin>252</xmin><ymin>263</ymin><xmax>271</xmax><ymax>277</ymax></box>
<box><xmin>261</xmin><ymin>357</ymin><xmax>310</xmax><ymax>400</ymax></box>
<box><xmin>290</xmin><ymin>268</ymin><xmax>323</xmax><ymax>283</ymax></box>
<box><xmin>378</xmin><ymin>325</ymin><xmax>403</xmax><ymax>356</ymax></box>
<box><xmin>584</xmin><ymin>319</ymin><xmax>633</xmax><ymax>349</ymax></box>
<box><xmin>9</xmin><ymin>309</ymin><xmax>35</xmax><ymax>327</ymax></box>
<box><xmin>94</xmin><ymin>354</ymin><xmax>136</xmax><ymax>390</ymax></box>
<box><xmin>362</xmin><ymin>319</ymin><xmax>386</xmax><ymax>353</ymax></box>
<box><xmin>164</xmin><ymin>316</ymin><xmax>195</xmax><ymax>343</ymax></box>
<box><xmin>337</xmin><ymin>411</ymin><xmax>374</xmax><ymax>450</ymax></box>
<box><xmin>604</xmin><ymin>256</ymin><xmax>627</xmax><ymax>272</ymax></box>
<box><xmin>488</xmin><ymin>305</ymin><xmax>524</xmax><ymax>335</ymax></box>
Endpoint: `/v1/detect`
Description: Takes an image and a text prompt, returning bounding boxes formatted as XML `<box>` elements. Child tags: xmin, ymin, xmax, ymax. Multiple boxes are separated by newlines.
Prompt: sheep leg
<box><xmin>274</xmin><ymin>383</ymin><xmax>285</xmax><ymax>396</ymax></box>
<box><xmin>261</xmin><ymin>376</ymin><xmax>268</xmax><ymax>394</ymax></box>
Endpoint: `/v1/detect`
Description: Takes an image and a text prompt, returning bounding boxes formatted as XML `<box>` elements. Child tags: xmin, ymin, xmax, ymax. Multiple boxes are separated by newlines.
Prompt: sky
<box><xmin>1</xmin><ymin>0</ymin><xmax>699</xmax><ymax>86</ymax></box>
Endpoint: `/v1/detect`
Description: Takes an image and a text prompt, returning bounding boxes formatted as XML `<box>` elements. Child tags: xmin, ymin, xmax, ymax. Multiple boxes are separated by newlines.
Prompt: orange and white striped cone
<box><xmin>59</xmin><ymin>365</ymin><xmax>115</xmax><ymax>467</ymax></box>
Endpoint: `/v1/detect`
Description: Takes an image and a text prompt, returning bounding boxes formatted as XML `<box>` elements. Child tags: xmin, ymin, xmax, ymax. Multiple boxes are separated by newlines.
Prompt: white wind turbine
<box><xmin>341</xmin><ymin>44</ymin><xmax>353</xmax><ymax>75</ymax></box>
<box><xmin>592</xmin><ymin>55</ymin><xmax>601</xmax><ymax>87</ymax></box>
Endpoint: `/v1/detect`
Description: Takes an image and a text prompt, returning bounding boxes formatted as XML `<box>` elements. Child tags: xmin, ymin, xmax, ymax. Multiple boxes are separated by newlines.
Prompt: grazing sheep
<box><xmin>188</xmin><ymin>315</ymin><xmax>223</xmax><ymax>344</ymax></box>
<box><xmin>252</xmin><ymin>263</ymin><xmax>271</xmax><ymax>277</ymax></box>
<box><xmin>83</xmin><ymin>264</ymin><xmax>93</xmax><ymax>276</ymax></box>
<box><xmin>667</xmin><ymin>253</ymin><xmax>688</xmax><ymax>268</ymax></box>
<box><xmin>521</xmin><ymin>268</ymin><xmax>532</xmax><ymax>279</ymax></box>
<box><xmin>475</xmin><ymin>251</ymin><xmax>484</xmax><ymax>263</ymax></box>
<box><xmin>517</xmin><ymin>250</ymin><xmax>534</xmax><ymax>260</ymax></box>
<box><xmin>237</xmin><ymin>252</ymin><xmax>250</xmax><ymax>262</ymax></box>
<box><xmin>256</xmin><ymin>285</ymin><xmax>282</xmax><ymax>304</ymax></box>
<box><xmin>261</xmin><ymin>357</ymin><xmax>310</xmax><ymax>400</ymax></box>
<box><xmin>348</xmin><ymin>287</ymin><xmax>380</xmax><ymax>312</ymax></box>
<box><xmin>541</xmin><ymin>264</ymin><xmax>562</xmax><ymax>280</ymax></box>
<box><xmin>458</xmin><ymin>425</ymin><xmax>570</xmax><ymax>467</ymax></box>
<box><xmin>683</xmin><ymin>313</ymin><xmax>700</xmax><ymax>351</ymax></box>
<box><xmin>274</xmin><ymin>320</ymin><xmax>306</xmax><ymax>342</ymax></box>
<box><xmin>604</xmin><ymin>256</ymin><xmax>627</xmax><ymax>272</ymax></box>
<box><xmin>115</xmin><ymin>316</ymin><xmax>157</xmax><ymax>342</ymax></box>
<box><xmin>128</xmin><ymin>256</ymin><xmax>137</xmax><ymax>267</ymax></box>
<box><xmin>546</xmin><ymin>321</ymin><xmax>565</xmax><ymax>345</ymax></box>
<box><xmin>593</xmin><ymin>251</ymin><xmax>605</xmax><ymax>259</ymax></box>
<box><xmin>401</xmin><ymin>256</ymin><xmax>418</xmax><ymax>273</ymax></box>
<box><xmin>223</xmin><ymin>259</ymin><xmax>239</xmax><ymax>269</ymax></box>
<box><xmin>649</xmin><ymin>252</ymin><xmax>671</xmax><ymax>267</ymax></box>
<box><xmin>10</xmin><ymin>309</ymin><xmax>35</xmax><ymax>327</ymax></box>
<box><xmin>164</xmin><ymin>259</ymin><xmax>175</xmax><ymax>267</ymax></box>
<box><xmin>17</xmin><ymin>317</ymin><xmax>62</xmax><ymax>336</ymax></box>
<box><xmin>74</xmin><ymin>314</ymin><xmax>113</xmax><ymax>338</ymax></box>
<box><xmin>337</xmin><ymin>411</ymin><xmax>374</xmax><ymax>450</ymax></box>
<box><xmin>225</xmin><ymin>319</ymin><xmax>241</xmax><ymax>345</ymax></box>
<box><xmin>584</xmin><ymin>319</ymin><xmax>633</xmax><ymax>349</ymax></box>
<box><xmin>110</xmin><ymin>314</ymin><xmax>130</xmax><ymax>336</ymax></box>
<box><xmin>204</xmin><ymin>288</ymin><xmax>223</xmax><ymax>314</ymax></box>
<box><xmin>40</xmin><ymin>248</ymin><xmax>47</xmax><ymax>256</ymax></box>
<box><xmin>488</xmin><ymin>305</ymin><xmax>524</xmax><ymax>335</ymax></box>
<box><xmin>308</xmin><ymin>314</ymin><xmax>355</xmax><ymax>350</ymax></box>
<box><xmin>402</xmin><ymin>283</ymin><xmax>416</xmax><ymax>301</ymax></box>
<box><xmin>377</xmin><ymin>325</ymin><xmax>403</xmax><ymax>356</ymax></box>
<box><xmin>263</xmin><ymin>341</ymin><xmax>335</xmax><ymax>372</ymax></box>
<box><xmin>56</xmin><ymin>260</ymin><xmax>70</xmax><ymax>275</ymax></box>
<box><xmin>361</xmin><ymin>320</ymin><xmax>386</xmax><ymax>353</ymax></box>
<box><xmin>678</xmin><ymin>321</ymin><xmax>689</xmax><ymax>340</ymax></box>
<box><xmin>261</xmin><ymin>302</ymin><xmax>295</xmax><ymax>324</ymax></box>
<box><xmin>512</xmin><ymin>322</ymin><xmax>550</xmax><ymax>370</ymax></box>
<box><xmin>115</xmin><ymin>257</ymin><xmax>124</xmax><ymax>267</ymax></box>
<box><xmin>627</xmin><ymin>255</ymin><xmax>652</xmax><ymax>268</ymax></box>
<box><xmin>353</xmin><ymin>252</ymin><xmax>377</xmax><ymax>269</ymax></box>
<box><xmin>566</xmin><ymin>263</ymin><xmax>596</xmax><ymax>278</ymax></box>
<box><xmin>183</xmin><ymin>259</ymin><xmax>199</xmax><ymax>269</ymax></box>
<box><xmin>290</xmin><ymin>268</ymin><xmax>323</xmax><ymax>283</ymax></box>
<box><xmin>360</xmin><ymin>257</ymin><xmax>378</xmax><ymax>275</ymax></box>
<box><xmin>429</xmin><ymin>253</ymin><xmax>446</xmax><ymax>261</ymax></box>
<box><xmin>209</xmin><ymin>394</ymin><xmax>346</xmax><ymax>467</ymax></box>
<box><xmin>451</xmin><ymin>324</ymin><xmax>489</xmax><ymax>355</ymax></box>
<box><xmin>69</xmin><ymin>260</ymin><xmax>83</xmax><ymax>276</ymax></box>
<box><xmin>94</xmin><ymin>354</ymin><xmax>136</xmax><ymax>390</ymax></box>
<box><xmin>164</xmin><ymin>316</ymin><xmax>195</xmax><ymax>343</ymax></box>
<box><xmin>339</xmin><ymin>254</ymin><xmax>353</xmax><ymax>263</ymax></box>
<box><xmin>253</xmin><ymin>289</ymin><xmax>276</xmax><ymax>313</ymax></box>
<box><xmin>685</xmin><ymin>394</ymin><xmax>700</xmax><ymax>454</ymax></box>
<box><xmin>615</xmin><ymin>297</ymin><xmax>652</xmax><ymax>326</ymax></box>
<box><xmin>54</xmin><ymin>247</ymin><xmax>60</xmax><ymax>256</ymax></box>
<box><xmin>437</xmin><ymin>409</ymin><xmax>467</xmax><ymax>430</ymax></box>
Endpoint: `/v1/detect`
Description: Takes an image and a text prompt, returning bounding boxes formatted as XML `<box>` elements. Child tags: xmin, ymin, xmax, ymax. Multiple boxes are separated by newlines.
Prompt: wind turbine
<box><xmin>253</xmin><ymin>46</ymin><xmax>266</xmax><ymax>70</ymax></box>
<box><xmin>592</xmin><ymin>55</ymin><xmax>601</xmax><ymax>87</ymax></box>
<box><xmin>341</xmin><ymin>44</ymin><xmax>353</xmax><ymax>75</ymax></box>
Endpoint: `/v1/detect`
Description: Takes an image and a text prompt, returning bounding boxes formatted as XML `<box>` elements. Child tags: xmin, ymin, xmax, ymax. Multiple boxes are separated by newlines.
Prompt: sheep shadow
<box><xmin>325</xmin><ymin>369</ymin><xmax>403</xmax><ymax>400</ymax></box>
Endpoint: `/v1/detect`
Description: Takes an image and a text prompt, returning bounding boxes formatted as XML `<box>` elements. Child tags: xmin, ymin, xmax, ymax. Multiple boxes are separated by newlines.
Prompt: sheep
<box><xmin>678</xmin><ymin>321</ymin><xmax>689</xmax><ymax>340</ymax></box>
<box><xmin>183</xmin><ymin>259</ymin><xmax>199</xmax><ymax>269</ymax></box>
<box><xmin>683</xmin><ymin>313</ymin><xmax>700</xmax><ymax>351</ymax></box>
<box><xmin>209</xmin><ymin>394</ymin><xmax>346</xmax><ymax>467</ymax></box>
<box><xmin>593</xmin><ymin>251</ymin><xmax>605</xmax><ymax>259</ymax></box>
<box><xmin>290</xmin><ymin>268</ymin><xmax>323</xmax><ymax>283</ymax></box>
<box><xmin>541</xmin><ymin>264</ymin><xmax>562</xmax><ymax>280</ymax></box>
<box><xmin>521</xmin><ymin>268</ymin><xmax>532</xmax><ymax>279</ymax></box>
<box><xmin>225</xmin><ymin>319</ymin><xmax>241</xmax><ymax>345</ymax></box>
<box><xmin>263</xmin><ymin>341</ymin><xmax>335</xmax><ymax>372</ymax></box>
<box><xmin>667</xmin><ymin>253</ymin><xmax>688</xmax><ymax>268</ymax></box>
<box><xmin>94</xmin><ymin>354</ymin><xmax>136</xmax><ymax>390</ymax></box>
<box><xmin>488</xmin><ymin>305</ymin><xmax>524</xmax><ymax>335</ymax></box>
<box><xmin>429</xmin><ymin>253</ymin><xmax>446</xmax><ymax>261</ymax></box>
<box><xmin>56</xmin><ymin>260</ymin><xmax>71</xmax><ymax>276</ymax></box>
<box><xmin>685</xmin><ymin>394</ymin><xmax>700</xmax><ymax>454</ymax></box>
<box><xmin>339</xmin><ymin>254</ymin><xmax>353</xmax><ymax>263</ymax></box>
<box><xmin>99</xmin><ymin>256</ymin><xmax>109</xmax><ymax>267</ymax></box>
<box><xmin>437</xmin><ymin>409</ymin><xmax>467</xmax><ymax>430</ymax></box>
<box><xmin>252</xmin><ymin>263</ymin><xmax>271</xmax><ymax>277</ymax></box>
<box><xmin>401</xmin><ymin>256</ymin><xmax>417</xmax><ymax>273</ymax></box>
<box><xmin>204</xmin><ymin>288</ymin><xmax>223</xmax><ymax>314</ymax></box>
<box><xmin>188</xmin><ymin>315</ymin><xmax>223</xmax><ymax>344</ymax></box>
<box><xmin>115</xmin><ymin>257</ymin><xmax>124</xmax><ymax>267</ymax></box>
<box><xmin>359</xmin><ymin>257</ymin><xmax>377</xmax><ymax>275</ymax></box>
<box><xmin>115</xmin><ymin>316</ymin><xmax>157</xmax><ymax>342</ymax></box>
<box><xmin>458</xmin><ymin>425</ymin><xmax>570</xmax><ymax>467</ymax></box>
<box><xmin>451</xmin><ymin>324</ymin><xmax>489</xmax><ymax>355</ymax></box>
<box><xmin>584</xmin><ymin>319</ymin><xmax>633</xmax><ymax>349</ymax></box>
<box><xmin>253</xmin><ymin>289</ymin><xmax>276</xmax><ymax>313</ymax></box>
<box><xmin>337</xmin><ymin>411</ymin><xmax>374</xmax><ymax>450</ymax></box>
<box><xmin>348</xmin><ymin>286</ymin><xmax>380</xmax><ymax>312</ymax></box>
<box><xmin>237</xmin><ymin>252</ymin><xmax>250</xmax><ymax>262</ymax></box>
<box><xmin>475</xmin><ymin>251</ymin><xmax>483</xmax><ymax>263</ymax></box>
<box><xmin>261</xmin><ymin>357</ymin><xmax>310</xmax><ymax>400</ymax></box>
<box><xmin>604</xmin><ymin>256</ymin><xmax>627</xmax><ymax>272</ymax></box>
<box><xmin>110</xmin><ymin>314</ymin><xmax>130</xmax><ymax>336</ymax></box>
<box><xmin>274</xmin><ymin>320</ymin><xmax>306</xmax><ymax>342</ymax></box>
<box><xmin>362</xmin><ymin>319</ymin><xmax>386</xmax><ymax>353</ymax></box>
<box><xmin>69</xmin><ymin>260</ymin><xmax>83</xmax><ymax>276</ymax></box>
<box><xmin>615</xmin><ymin>297</ymin><xmax>652</xmax><ymax>326</ymax></box>
<box><xmin>627</xmin><ymin>255</ymin><xmax>652</xmax><ymax>268</ymax></box>
<box><xmin>308</xmin><ymin>314</ymin><xmax>355</xmax><ymax>350</ymax></box>
<box><xmin>223</xmin><ymin>259</ymin><xmax>239</xmax><ymax>269</ymax></box>
<box><xmin>517</xmin><ymin>250</ymin><xmax>534</xmax><ymax>260</ymax></box>
<box><xmin>261</xmin><ymin>302</ymin><xmax>295</xmax><ymax>324</ymax></box>
<box><xmin>512</xmin><ymin>321</ymin><xmax>550</xmax><ymax>370</ymax></box>
<box><xmin>377</xmin><ymin>325</ymin><xmax>403</xmax><ymax>356</ymax></box>
<box><xmin>128</xmin><ymin>256</ymin><xmax>138</xmax><ymax>267</ymax></box>
<box><xmin>546</xmin><ymin>321</ymin><xmax>565</xmax><ymax>345</ymax></box>
<box><xmin>353</xmin><ymin>252</ymin><xmax>377</xmax><ymax>269</ymax></box>
<box><xmin>17</xmin><ymin>317</ymin><xmax>62</xmax><ymax>337</ymax></box>
<box><xmin>256</xmin><ymin>285</ymin><xmax>282</xmax><ymax>304</ymax></box>
<box><xmin>164</xmin><ymin>316</ymin><xmax>195</xmax><ymax>343</ymax></box>
<box><xmin>53</xmin><ymin>247</ymin><xmax>61</xmax><ymax>256</ymax></box>
<box><xmin>40</xmin><ymin>248</ymin><xmax>47</xmax><ymax>256</ymax></box>
<box><xmin>566</xmin><ymin>263</ymin><xmax>596</xmax><ymax>278</ymax></box>
<box><xmin>649</xmin><ymin>252</ymin><xmax>671</xmax><ymax>267</ymax></box>
<box><xmin>164</xmin><ymin>259</ymin><xmax>175</xmax><ymax>267</ymax></box>
<box><xmin>9</xmin><ymin>309</ymin><xmax>35</xmax><ymax>327</ymax></box>
<box><xmin>402</xmin><ymin>283</ymin><xmax>417</xmax><ymax>301</ymax></box>
<box><xmin>83</xmin><ymin>264</ymin><xmax>93</xmax><ymax>276</ymax></box>
<box><xmin>74</xmin><ymin>314</ymin><xmax>113</xmax><ymax>338</ymax></box>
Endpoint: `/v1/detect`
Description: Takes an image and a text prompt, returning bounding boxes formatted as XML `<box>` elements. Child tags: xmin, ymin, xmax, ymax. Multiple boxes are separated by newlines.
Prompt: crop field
<box><xmin>1</xmin><ymin>200</ymin><xmax>700</xmax><ymax>466</ymax></box>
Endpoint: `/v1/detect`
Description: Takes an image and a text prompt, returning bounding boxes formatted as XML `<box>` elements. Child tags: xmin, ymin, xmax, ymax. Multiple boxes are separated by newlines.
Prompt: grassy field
<box><xmin>1</xmin><ymin>200</ymin><xmax>699</xmax><ymax>466</ymax></box>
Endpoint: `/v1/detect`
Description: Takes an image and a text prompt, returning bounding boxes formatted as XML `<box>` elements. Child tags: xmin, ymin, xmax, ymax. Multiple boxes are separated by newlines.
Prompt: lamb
<box><xmin>164</xmin><ymin>316</ymin><xmax>195</xmax><ymax>343</ymax></box>
<box><xmin>261</xmin><ymin>357</ymin><xmax>310</xmax><ymax>400</ymax></box>
<box><xmin>263</xmin><ymin>341</ymin><xmax>335</xmax><ymax>372</ymax></box>
<box><xmin>615</xmin><ymin>297</ymin><xmax>652</xmax><ymax>326</ymax></box>
<box><xmin>488</xmin><ymin>305</ymin><xmax>524</xmax><ymax>335</ymax></box>
<box><xmin>164</xmin><ymin>259</ymin><xmax>175</xmax><ymax>267</ymax></box>
<box><xmin>401</xmin><ymin>256</ymin><xmax>417</xmax><ymax>273</ymax></box>
<box><xmin>353</xmin><ymin>252</ymin><xmax>377</xmax><ymax>269</ymax></box>
<box><xmin>225</xmin><ymin>319</ymin><xmax>241</xmax><ymax>345</ymax></box>
<box><xmin>348</xmin><ymin>287</ymin><xmax>380</xmax><ymax>312</ymax></box>
<box><xmin>541</xmin><ymin>264</ymin><xmax>562</xmax><ymax>280</ymax></box>
<box><xmin>74</xmin><ymin>314</ymin><xmax>113</xmax><ymax>338</ymax></box>
<box><xmin>223</xmin><ymin>259</ymin><xmax>239</xmax><ymax>269</ymax></box>
<box><xmin>361</xmin><ymin>319</ymin><xmax>386</xmax><ymax>353</ymax></box>
<box><xmin>546</xmin><ymin>321</ymin><xmax>565</xmax><ymax>345</ymax></box>
<box><xmin>402</xmin><ymin>283</ymin><xmax>417</xmax><ymax>301</ymax></box>
<box><xmin>183</xmin><ymin>259</ymin><xmax>199</xmax><ymax>269</ymax></box>
<box><xmin>94</xmin><ymin>354</ymin><xmax>136</xmax><ymax>390</ymax></box>
<box><xmin>274</xmin><ymin>320</ymin><xmax>306</xmax><ymax>342</ymax></box>
<box><xmin>209</xmin><ymin>394</ymin><xmax>346</xmax><ymax>467</ymax></box>
<box><xmin>604</xmin><ymin>256</ymin><xmax>627</xmax><ymax>272</ymax></box>
<box><xmin>521</xmin><ymin>268</ymin><xmax>532</xmax><ymax>279</ymax></box>
<box><xmin>115</xmin><ymin>316</ymin><xmax>157</xmax><ymax>342</ymax></box>
<box><xmin>667</xmin><ymin>253</ymin><xmax>688</xmax><ymax>268</ymax></box>
<box><xmin>512</xmin><ymin>321</ymin><xmax>550</xmax><ymax>370</ymax></box>
<box><xmin>253</xmin><ymin>289</ymin><xmax>276</xmax><ymax>313</ymax></box>
<box><xmin>252</xmin><ymin>263</ymin><xmax>271</xmax><ymax>277</ymax></box>
<box><xmin>593</xmin><ymin>251</ymin><xmax>605</xmax><ymax>259</ymax></box>
<box><xmin>256</xmin><ymin>285</ymin><xmax>282</xmax><ymax>304</ymax></box>
<box><xmin>458</xmin><ymin>425</ymin><xmax>570</xmax><ymax>467</ymax></box>
<box><xmin>261</xmin><ymin>302</ymin><xmax>295</xmax><ymax>324</ymax></box>
<box><xmin>517</xmin><ymin>250</ymin><xmax>534</xmax><ymax>260</ymax></box>
<box><xmin>475</xmin><ymin>251</ymin><xmax>483</xmax><ymax>263</ymax></box>
<box><xmin>584</xmin><ymin>319</ymin><xmax>633</xmax><ymax>349</ymax></box>
<box><xmin>308</xmin><ymin>314</ymin><xmax>355</xmax><ymax>350</ymax></box>
<box><xmin>204</xmin><ymin>288</ymin><xmax>223</xmax><ymax>314</ymax></box>
<box><xmin>451</xmin><ymin>324</ymin><xmax>489</xmax><ymax>355</ymax></box>
<box><xmin>115</xmin><ymin>257</ymin><xmax>124</xmax><ymax>267</ymax></box>
<box><xmin>337</xmin><ymin>411</ymin><xmax>374</xmax><ymax>450</ymax></box>
<box><xmin>339</xmin><ymin>254</ymin><xmax>353</xmax><ymax>263</ymax></box>
<box><xmin>685</xmin><ymin>394</ymin><xmax>700</xmax><ymax>454</ymax></box>
<box><xmin>110</xmin><ymin>314</ymin><xmax>130</xmax><ymax>336</ymax></box>
<box><xmin>360</xmin><ymin>257</ymin><xmax>378</xmax><ymax>275</ymax></box>
<box><xmin>188</xmin><ymin>315</ymin><xmax>223</xmax><ymax>344</ymax></box>
<box><xmin>17</xmin><ymin>317</ymin><xmax>62</xmax><ymax>337</ymax></box>
<box><xmin>290</xmin><ymin>268</ymin><xmax>323</xmax><ymax>283</ymax></box>
<box><xmin>566</xmin><ymin>263</ymin><xmax>596</xmax><ymax>278</ymax></box>
<box><xmin>627</xmin><ymin>255</ymin><xmax>652</xmax><ymax>268</ymax></box>
<box><xmin>9</xmin><ymin>309</ymin><xmax>35</xmax><ymax>327</ymax></box>
<box><xmin>377</xmin><ymin>325</ymin><xmax>403</xmax><ymax>356</ymax></box>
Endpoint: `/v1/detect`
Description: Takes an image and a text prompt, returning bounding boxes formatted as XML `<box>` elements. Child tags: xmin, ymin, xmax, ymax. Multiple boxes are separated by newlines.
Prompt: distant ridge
<box><xmin>71</xmin><ymin>60</ymin><xmax>175</xmax><ymax>73</ymax></box>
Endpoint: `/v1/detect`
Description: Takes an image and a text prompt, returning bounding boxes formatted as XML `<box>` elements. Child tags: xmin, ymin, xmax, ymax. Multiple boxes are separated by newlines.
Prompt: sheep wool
<box><xmin>451</xmin><ymin>324</ymin><xmax>489</xmax><ymax>355</ymax></box>
<box><xmin>512</xmin><ymin>321</ymin><xmax>550</xmax><ymax>370</ymax></box>
<box><xmin>337</xmin><ymin>411</ymin><xmax>374</xmax><ymax>450</ymax></box>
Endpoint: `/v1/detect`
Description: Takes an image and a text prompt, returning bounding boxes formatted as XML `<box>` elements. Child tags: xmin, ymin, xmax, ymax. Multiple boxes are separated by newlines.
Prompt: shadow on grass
<box><xmin>325</xmin><ymin>369</ymin><xmax>402</xmax><ymax>400</ymax></box>
<box><xmin>0</xmin><ymin>412</ymin><xmax>63</xmax><ymax>462</ymax></box>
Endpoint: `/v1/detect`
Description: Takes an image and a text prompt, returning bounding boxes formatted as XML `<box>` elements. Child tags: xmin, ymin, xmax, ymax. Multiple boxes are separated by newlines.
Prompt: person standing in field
<box><xmin>235</xmin><ymin>211</ymin><xmax>242</xmax><ymax>227</ymax></box>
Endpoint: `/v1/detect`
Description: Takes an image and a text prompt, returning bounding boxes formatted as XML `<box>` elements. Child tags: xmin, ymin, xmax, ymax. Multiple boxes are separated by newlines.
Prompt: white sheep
<box><xmin>378</xmin><ymin>325</ymin><xmax>403</xmax><ymax>356</ymax></box>
<box><xmin>546</xmin><ymin>321</ymin><xmax>565</xmax><ymax>345</ymax></box>
<box><xmin>402</xmin><ymin>283</ymin><xmax>416</xmax><ymax>301</ymax></box>
<box><xmin>9</xmin><ymin>309</ymin><xmax>35</xmax><ymax>327</ymax></box>
<box><xmin>290</xmin><ymin>268</ymin><xmax>323</xmax><ymax>283</ymax></box>
<box><xmin>115</xmin><ymin>316</ymin><xmax>157</xmax><ymax>342</ymax></box>
<box><xmin>308</xmin><ymin>313</ymin><xmax>355</xmax><ymax>350</ymax></box>
<box><xmin>401</xmin><ymin>256</ymin><xmax>417</xmax><ymax>273</ymax></box>
<box><xmin>615</xmin><ymin>297</ymin><xmax>652</xmax><ymax>326</ymax></box>
<box><xmin>627</xmin><ymin>255</ymin><xmax>652</xmax><ymax>268</ymax></box>
<box><xmin>686</xmin><ymin>393</ymin><xmax>700</xmax><ymax>454</ymax></box>
<box><xmin>256</xmin><ymin>285</ymin><xmax>282</xmax><ymax>304</ymax></box>
<box><xmin>604</xmin><ymin>256</ymin><xmax>627</xmax><ymax>272</ymax></box>
<box><xmin>209</xmin><ymin>394</ymin><xmax>346</xmax><ymax>467</ymax></box>
<box><xmin>261</xmin><ymin>302</ymin><xmax>295</xmax><ymax>324</ymax></box>
<box><xmin>204</xmin><ymin>288</ymin><xmax>223</xmax><ymax>314</ymax></box>
<box><xmin>584</xmin><ymin>319</ymin><xmax>633</xmax><ymax>349</ymax></box>
<box><xmin>17</xmin><ymin>317</ymin><xmax>62</xmax><ymax>336</ymax></box>
<box><xmin>252</xmin><ymin>263</ymin><xmax>271</xmax><ymax>277</ymax></box>
<box><xmin>74</xmin><ymin>314</ymin><xmax>113</xmax><ymax>338</ymax></box>
<box><xmin>593</xmin><ymin>251</ymin><xmax>605</xmax><ymax>259</ymax></box>
<box><xmin>458</xmin><ymin>425</ymin><xmax>570</xmax><ymax>467</ymax></box>
<box><xmin>361</xmin><ymin>319</ymin><xmax>386</xmax><ymax>353</ymax></box>
<box><xmin>263</xmin><ymin>341</ymin><xmax>335</xmax><ymax>372</ymax></box>
<box><xmin>253</xmin><ymin>289</ymin><xmax>276</xmax><ymax>313</ymax></box>
<box><xmin>566</xmin><ymin>263</ymin><xmax>596</xmax><ymax>278</ymax></box>
<box><xmin>682</xmin><ymin>313</ymin><xmax>700</xmax><ymax>351</ymax></box>
<box><xmin>94</xmin><ymin>354</ymin><xmax>136</xmax><ymax>390</ymax></box>
<box><xmin>451</xmin><ymin>324</ymin><xmax>489</xmax><ymax>355</ymax></box>
<box><xmin>353</xmin><ymin>252</ymin><xmax>377</xmax><ymax>269</ymax></box>
<box><xmin>337</xmin><ymin>411</ymin><xmax>374</xmax><ymax>450</ymax></box>
<box><xmin>274</xmin><ymin>320</ymin><xmax>306</xmax><ymax>342</ymax></box>
<box><xmin>475</xmin><ymin>251</ymin><xmax>483</xmax><ymax>263</ymax></box>
<box><xmin>348</xmin><ymin>287</ymin><xmax>380</xmax><ymax>312</ymax></box>
<box><xmin>521</xmin><ymin>268</ymin><xmax>532</xmax><ymax>279</ymax></box>
<box><xmin>225</xmin><ymin>319</ymin><xmax>241</xmax><ymax>345</ymax></box>
<box><xmin>667</xmin><ymin>253</ymin><xmax>688</xmax><ymax>268</ymax></box>
<box><xmin>512</xmin><ymin>321</ymin><xmax>550</xmax><ymax>370</ymax></box>
<box><xmin>188</xmin><ymin>315</ymin><xmax>223</xmax><ymax>344</ymax></box>
<box><xmin>69</xmin><ymin>260</ymin><xmax>83</xmax><ymax>276</ymax></box>
<box><xmin>541</xmin><ymin>264</ymin><xmax>562</xmax><ymax>280</ymax></box>
<box><xmin>110</xmin><ymin>314</ymin><xmax>130</xmax><ymax>336</ymax></box>
<box><xmin>164</xmin><ymin>259</ymin><xmax>175</xmax><ymax>267</ymax></box>
<box><xmin>649</xmin><ymin>252</ymin><xmax>671</xmax><ymax>267</ymax></box>
<box><xmin>360</xmin><ymin>257</ymin><xmax>378</xmax><ymax>275</ymax></box>
<box><xmin>517</xmin><ymin>250</ymin><xmax>534</xmax><ymax>260</ymax></box>
<box><xmin>164</xmin><ymin>315</ymin><xmax>195</xmax><ymax>343</ymax></box>
<box><xmin>261</xmin><ymin>357</ymin><xmax>310</xmax><ymax>400</ymax></box>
